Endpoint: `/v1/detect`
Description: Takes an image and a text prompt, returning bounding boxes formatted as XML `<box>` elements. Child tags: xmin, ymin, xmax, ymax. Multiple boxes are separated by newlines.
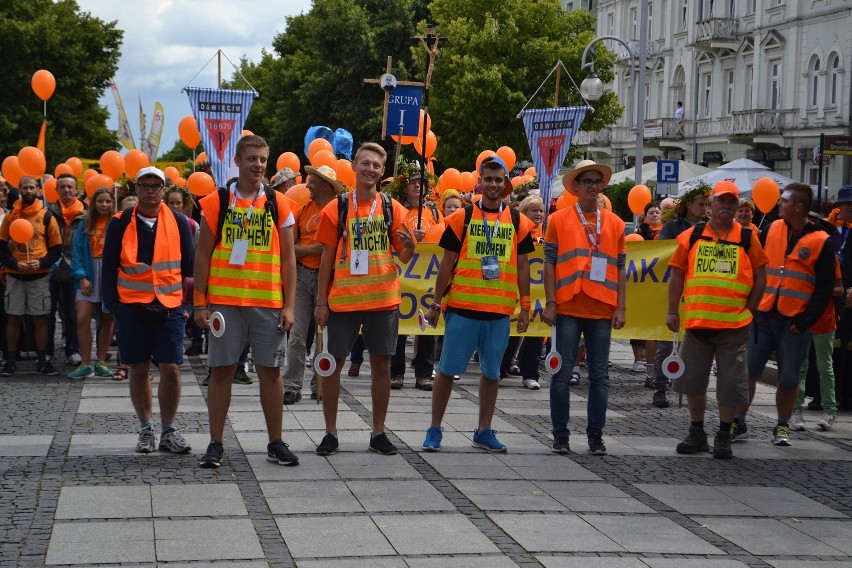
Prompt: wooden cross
<box><xmin>363</xmin><ymin>56</ymin><xmax>424</xmax><ymax>139</ymax></box>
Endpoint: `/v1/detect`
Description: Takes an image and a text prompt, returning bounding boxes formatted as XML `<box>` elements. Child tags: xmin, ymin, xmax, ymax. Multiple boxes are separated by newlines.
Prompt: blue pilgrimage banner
<box><xmin>186</xmin><ymin>87</ymin><xmax>257</xmax><ymax>188</ymax></box>
<box><xmin>521</xmin><ymin>106</ymin><xmax>589</xmax><ymax>206</ymax></box>
<box><xmin>386</xmin><ymin>85</ymin><xmax>423</xmax><ymax>138</ymax></box>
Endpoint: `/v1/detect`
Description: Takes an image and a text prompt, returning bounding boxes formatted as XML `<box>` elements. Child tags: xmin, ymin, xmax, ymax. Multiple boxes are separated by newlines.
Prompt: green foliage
<box><xmin>158</xmin><ymin>140</ymin><xmax>194</xmax><ymax>163</ymax></box>
<box><xmin>428</xmin><ymin>0</ymin><xmax>622</xmax><ymax>169</ymax></box>
<box><xmin>0</xmin><ymin>0</ymin><xmax>122</xmax><ymax>166</ymax></box>
<box><xmin>605</xmin><ymin>179</ymin><xmax>635</xmax><ymax>222</ymax></box>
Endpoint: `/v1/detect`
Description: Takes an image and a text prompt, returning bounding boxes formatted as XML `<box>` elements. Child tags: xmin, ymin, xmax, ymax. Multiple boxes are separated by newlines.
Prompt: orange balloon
<box><xmin>557</xmin><ymin>191</ymin><xmax>578</xmax><ymax>210</ymax></box>
<box><xmin>625</xmin><ymin>233</ymin><xmax>645</xmax><ymax>242</ymax></box>
<box><xmin>242</xmin><ymin>129</ymin><xmax>253</xmax><ymax>137</ymax></box>
<box><xmin>195</xmin><ymin>152</ymin><xmax>208</xmax><ymax>164</ymax></box>
<box><xmin>440</xmin><ymin>168</ymin><xmax>462</xmax><ymax>190</ymax></box>
<box><xmin>277</xmin><ymin>152</ymin><xmax>300</xmax><ymax>172</ymax></box>
<box><xmin>311</xmin><ymin>149</ymin><xmax>336</xmax><ymax>169</ymax></box>
<box><xmin>752</xmin><ymin>177</ymin><xmax>780</xmax><ymax>214</ymax></box>
<box><xmin>391</xmin><ymin>133</ymin><xmax>417</xmax><ymax>145</ymax></box>
<box><xmin>85</xmin><ymin>174</ymin><xmax>113</xmax><ymax>197</ymax></box>
<box><xmin>495</xmin><ymin>146</ymin><xmax>516</xmax><ymax>171</ymax></box>
<box><xmin>460</xmin><ymin>172</ymin><xmax>476</xmax><ymax>192</ymax></box>
<box><xmin>413</xmin><ymin>131</ymin><xmax>438</xmax><ymax>159</ymax></box>
<box><xmin>99</xmin><ymin>150</ymin><xmax>124</xmax><ymax>180</ymax></box>
<box><xmin>417</xmin><ymin>110</ymin><xmax>432</xmax><ymax>138</ymax></box>
<box><xmin>2</xmin><ymin>156</ymin><xmax>26</xmax><ymax>187</ymax></box>
<box><xmin>54</xmin><ymin>163</ymin><xmax>73</xmax><ymax>177</ymax></box>
<box><xmin>524</xmin><ymin>166</ymin><xmax>536</xmax><ymax>177</ymax></box>
<box><xmin>334</xmin><ymin>159</ymin><xmax>355</xmax><ymax>188</ymax></box>
<box><xmin>9</xmin><ymin>218</ymin><xmax>34</xmax><ymax>243</ymax></box>
<box><xmin>124</xmin><ymin>149</ymin><xmax>150</xmax><ymax>179</ymax></box>
<box><xmin>628</xmin><ymin>184</ymin><xmax>652</xmax><ymax>215</ymax></box>
<box><xmin>18</xmin><ymin>146</ymin><xmax>46</xmax><ymax>177</ymax></box>
<box><xmin>187</xmin><ymin>172</ymin><xmax>215</xmax><ymax>196</ymax></box>
<box><xmin>307</xmin><ymin>138</ymin><xmax>333</xmax><ymax>160</ymax></box>
<box><xmin>43</xmin><ymin>178</ymin><xmax>58</xmax><ymax>202</ymax></box>
<box><xmin>65</xmin><ymin>157</ymin><xmax>83</xmax><ymax>177</ymax></box>
<box><xmin>163</xmin><ymin>166</ymin><xmax>180</xmax><ymax>183</ymax></box>
<box><xmin>82</xmin><ymin>169</ymin><xmax>98</xmax><ymax>182</ymax></box>
<box><xmin>511</xmin><ymin>176</ymin><xmax>524</xmax><ymax>188</ymax></box>
<box><xmin>174</xmin><ymin>177</ymin><xmax>187</xmax><ymax>188</ymax></box>
<box><xmin>476</xmin><ymin>150</ymin><xmax>496</xmax><ymax>171</ymax></box>
<box><xmin>31</xmin><ymin>70</ymin><xmax>56</xmax><ymax>101</ymax></box>
<box><xmin>284</xmin><ymin>183</ymin><xmax>310</xmax><ymax>205</ymax></box>
<box><xmin>600</xmin><ymin>194</ymin><xmax>612</xmax><ymax>211</ymax></box>
<box><xmin>178</xmin><ymin>115</ymin><xmax>201</xmax><ymax>149</ymax></box>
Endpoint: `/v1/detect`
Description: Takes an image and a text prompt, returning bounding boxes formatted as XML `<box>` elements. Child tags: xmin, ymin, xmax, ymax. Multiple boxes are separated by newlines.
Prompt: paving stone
<box><xmin>262</xmin><ymin>480</ymin><xmax>363</xmax><ymax>514</ymax></box>
<box><xmin>276</xmin><ymin>516</ymin><xmax>395</xmax><ymax>558</ymax></box>
<box><xmin>489</xmin><ymin>513</ymin><xmax>624</xmax><ymax>552</ymax></box>
<box><xmin>246</xmin><ymin>453</ymin><xmax>339</xmax><ymax>481</ymax></box>
<box><xmin>374</xmin><ymin>513</ymin><xmax>500</xmax><ymax>555</ymax></box>
<box><xmin>717</xmin><ymin>486</ymin><xmax>847</xmax><ymax>518</ymax></box>
<box><xmin>694</xmin><ymin>516</ymin><xmax>845</xmax><ymax>555</ymax></box>
<box><xmin>634</xmin><ymin>483</ymin><xmax>763</xmax><ymax>516</ymax></box>
<box><xmin>767</xmin><ymin>562</ymin><xmax>852</xmax><ymax>568</ymax></box>
<box><xmin>347</xmin><ymin>479</ymin><xmax>454</xmax><ymax>512</ymax></box>
<box><xmin>77</xmin><ymin>395</ymin><xmax>209</xmax><ymax>414</ymax></box>
<box><xmin>234</xmin><ymin>430</ymin><xmax>316</xmax><ymax>454</ymax></box>
<box><xmin>67</xmin><ymin>433</ymin><xmax>209</xmax><ymax>456</ymax></box>
<box><xmin>779</xmin><ymin>518</ymin><xmax>852</xmax><ymax>554</ymax></box>
<box><xmin>328</xmin><ymin>452</ymin><xmax>422</xmax><ymax>480</ymax></box>
<box><xmin>46</xmin><ymin>521</ymin><xmax>154</xmax><ymax>564</ymax></box>
<box><xmin>582</xmin><ymin>514</ymin><xmax>724</xmax><ymax>554</ymax></box>
<box><xmin>419</xmin><ymin>452</ymin><xmax>522</xmax><ymax>479</ymax></box>
<box><xmin>450</xmin><ymin>479</ymin><xmax>566</xmax><ymax>512</ymax></box>
<box><xmin>0</xmin><ymin>435</ymin><xmax>53</xmax><ymax>457</ymax></box>
<box><xmin>295</xmin><ymin>559</ymin><xmax>408</xmax><ymax>568</ymax></box>
<box><xmin>537</xmin><ymin>481</ymin><xmax>656</xmax><ymax>513</ymax></box>
<box><xmin>154</xmin><ymin>519</ymin><xmax>263</xmax><ymax>561</ymax></box>
<box><xmin>405</xmin><ymin>556</ymin><xmax>520</xmax><ymax>567</ymax></box>
<box><xmin>55</xmin><ymin>485</ymin><xmax>151</xmax><ymax>519</ymax></box>
<box><xmin>536</xmin><ymin>557</ymin><xmax>647</xmax><ymax>568</ymax></box>
<box><xmin>642</xmin><ymin>560</ymin><xmax>751</xmax><ymax>568</ymax></box>
<box><xmin>152</xmin><ymin>483</ymin><xmax>247</xmax><ymax>517</ymax></box>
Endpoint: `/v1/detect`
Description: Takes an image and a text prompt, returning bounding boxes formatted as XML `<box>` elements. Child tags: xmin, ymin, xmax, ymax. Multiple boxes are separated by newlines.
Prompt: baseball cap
<box><xmin>271</xmin><ymin>167</ymin><xmax>298</xmax><ymax>187</ymax></box>
<box><xmin>135</xmin><ymin>166</ymin><xmax>166</xmax><ymax>184</ymax></box>
<box><xmin>712</xmin><ymin>180</ymin><xmax>739</xmax><ymax>198</ymax></box>
<box><xmin>835</xmin><ymin>185</ymin><xmax>852</xmax><ymax>204</ymax></box>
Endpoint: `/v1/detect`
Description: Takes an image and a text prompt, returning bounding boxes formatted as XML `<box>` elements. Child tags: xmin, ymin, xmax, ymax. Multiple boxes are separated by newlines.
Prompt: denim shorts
<box><xmin>747</xmin><ymin>311</ymin><xmax>812</xmax><ymax>388</ymax></box>
<box><xmin>437</xmin><ymin>311</ymin><xmax>509</xmax><ymax>380</ymax></box>
<box><xmin>113</xmin><ymin>303</ymin><xmax>184</xmax><ymax>365</ymax></box>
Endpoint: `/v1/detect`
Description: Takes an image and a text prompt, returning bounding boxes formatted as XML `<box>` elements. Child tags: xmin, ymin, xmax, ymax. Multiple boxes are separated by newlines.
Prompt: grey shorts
<box><xmin>327</xmin><ymin>308</ymin><xmax>398</xmax><ymax>359</ymax></box>
<box><xmin>5</xmin><ymin>275</ymin><xmax>50</xmax><ymax>316</ymax></box>
<box><xmin>207</xmin><ymin>304</ymin><xmax>283</xmax><ymax>368</ymax></box>
<box><xmin>672</xmin><ymin>326</ymin><xmax>750</xmax><ymax>408</ymax></box>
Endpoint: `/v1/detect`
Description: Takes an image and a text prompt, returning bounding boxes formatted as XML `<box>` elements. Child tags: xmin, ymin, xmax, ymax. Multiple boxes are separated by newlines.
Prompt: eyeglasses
<box><xmin>576</xmin><ymin>178</ymin><xmax>605</xmax><ymax>189</ymax></box>
<box><xmin>136</xmin><ymin>183</ymin><xmax>163</xmax><ymax>192</ymax></box>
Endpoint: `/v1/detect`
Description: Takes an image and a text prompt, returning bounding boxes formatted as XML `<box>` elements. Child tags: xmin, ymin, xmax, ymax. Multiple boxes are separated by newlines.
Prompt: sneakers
<box><xmin>569</xmin><ymin>370</ymin><xmax>580</xmax><ymax>385</ymax></box>
<box><xmin>267</xmin><ymin>439</ymin><xmax>299</xmax><ymax>466</ymax></box>
<box><xmin>676</xmin><ymin>426</ymin><xmax>709</xmax><ymax>454</ymax></box>
<box><xmin>283</xmin><ymin>391</ymin><xmax>302</xmax><ymax>405</ymax></box>
<box><xmin>730</xmin><ymin>418</ymin><xmax>749</xmax><ymax>441</ymax></box>
<box><xmin>0</xmin><ymin>361</ymin><xmax>15</xmax><ymax>376</ymax></box>
<box><xmin>136</xmin><ymin>427</ymin><xmax>157</xmax><ymax>453</ymax></box>
<box><xmin>630</xmin><ymin>361</ymin><xmax>646</xmax><ymax>373</ymax></box>
<box><xmin>305</xmin><ymin>355</ymin><xmax>313</xmax><ymax>368</ymax></box>
<box><xmin>347</xmin><ymin>363</ymin><xmax>361</xmax><ymax>377</ymax></box>
<box><xmin>772</xmin><ymin>424</ymin><xmax>791</xmax><ymax>446</ymax></box>
<box><xmin>790</xmin><ymin>409</ymin><xmax>806</xmax><ymax>431</ymax></box>
<box><xmin>644</xmin><ymin>376</ymin><xmax>656</xmax><ymax>389</ymax></box>
<box><xmin>818</xmin><ymin>413</ymin><xmax>836</xmax><ymax>431</ymax></box>
<box><xmin>552</xmin><ymin>436</ymin><xmax>570</xmax><ymax>454</ymax></box>
<box><xmin>652</xmin><ymin>389</ymin><xmax>669</xmax><ymax>408</ymax></box>
<box><xmin>68</xmin><ymin>363</ymin><xmax>94</xmax><ymax>379</ymax></box>
<box><xmin>316</xmin><ymin>433</ymin><xmax>339</xmax><ymax>456</ymax></box>
<box><xmin>522</xmin><ymin>378</ymin><xmax>540</xmax><ymax>390</ymax></box>
<box><xmin>472</xmin><ymin>428</ymin><xmax>507</xmax><ymax>453</ymax></box>
<box><xmin>232</xmin><ymin>367</ymin><xmax>252</xmax><ymax>385</ymax></box>
<box><xmin>588</xmin><ymin>436</ymin><xmax>607</xmax><ymax>456</ymax></box>
<box><xmin>93</xmin><ymin>361</ymin><xmax>112</xmax><ymax>377</ymax></box>
<box><xmin>369</xmin><ymin>432</ymin><xmax>398</xmax><ymax>455</ymax></box>
<box><xmin>67</xmin><ymin>353</ymin><xmax>83</xmax><ymax>366</ymax></box>
<box><xmin>390</xmin><ymin>376</ymin><xmax>404</xmax><ymax>389</ymax></box>
<box><xmin>38</xmin><ymin>359</ymin><xmax>59</xmax><ymax>376</ymax></box>
<box><xmin>415</xmin><ymin>376</ymin><xmax>433</xmax><ymax>391</ymax></box>
<box><xmin>199</xmin><ymin>441</ymin><xmax>224</xmax><ymax>468</ymax></box>
<box><xmin>184</xmin><ymin>344</ymin><xmax>203</xmax><ymax>356</ymax></box>
<box><xmin>422</xmin><ymin>426</ymin><xmax>443</xmax><ymax>451</ymax></box>
<box><xmin>713</xmin><ymin>431</ymin><xmax>732</xmax><ymax>459</ymax></box>
<box><xmin>507</xmin><ymin>364</ymin><xmax>521</xmax><ymax>376</ymax></box>
<box><xmin>159</xmin><ymin>429</ymin><xmax>192</xmax><ymax>453</ymax></box>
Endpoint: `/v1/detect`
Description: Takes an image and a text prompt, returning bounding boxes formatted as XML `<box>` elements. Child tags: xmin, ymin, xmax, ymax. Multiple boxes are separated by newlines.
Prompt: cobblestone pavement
<box><xmin>1</xmin><ymin>339</ymin><xmax>851</xmax><ymax>567</ymax></box>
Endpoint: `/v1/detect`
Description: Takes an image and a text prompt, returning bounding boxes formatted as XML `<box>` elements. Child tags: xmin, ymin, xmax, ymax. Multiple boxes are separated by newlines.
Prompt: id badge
<box><xmin>481</xmin><ymin>255</ymin><xmax>500</xmax><ymax>281</ymax></box>
<box><xmin>590</xmin><ymin>254</ymin><xmax>607</xmax><ymax>283</ymax></box>
<box><xmin>350</xmin><ymin>249</ymin><xmax>369</xmax><ymax>275</ymax></box>
<box><xmin>229</xmin><ymin>239</ymin><xmax>249</xmax><ymax>266</ymax></box>
<box><xmin>715</xmin><ymin>260</ymin><xmax>731</xmax><ymax>273</ymax></box>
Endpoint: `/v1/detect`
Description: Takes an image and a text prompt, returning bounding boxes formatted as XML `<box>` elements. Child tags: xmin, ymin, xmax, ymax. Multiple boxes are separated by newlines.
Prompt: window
<box><xmin>744</xmin><ymin>64</ymin><xmax>753</xmax><ymax>109</ymax></box>
<box><xmin>680</xmin><ymin>0</ymin><xmax>688</xmax><ymax>31</ymax></box>
<box><xmin>725</xmin><ymin>70</ymin><xmax>734</xmax><ymax>115</ymax></box>
<box><xmin>658</xmin><ymin>76</ymin><xmax>665</xmax><ymax>117</ymax></box>
<box><xmin>769</xmin><ymin>62</ymin><xmax>782</xmax><ymax>109</ymax></box>
<box><xmin>660</xmin><ymin>0</ymin><xmax>667</xmax><ymax>38</ymax></box>
<box><xmin>647</xmin><ymin>2</ymin><xmax>653</xmax><ymax>40</ymax></box>
<box><xmin>630</xmin><ymin>6</ymin><xmax>638</xmax><ymax>39</ymax></box>
<box><xmin>729</xmin><ymin>0</ymin><xmax>736</xmax><ymax>18</ymax></box>
<box><xmin>828</xmin><ymin>54</ymin><xmax>840</xmax><ymax>107</ymax></box>
<box><xmin>645</xmin><ymin>83</ymin><xmax>651</xmax><ymax>119</ymax></box>
<box><xmin>809</xmin><ymin>57</ymin><xmax>820</xmax><ymax>108</ymax></box>
<box><xmin>747</xmin><ymin>0</ymin><xmax>756</xmax><ymax>14</ymax></box>
<box><xmin>606</xmin><ymin>12</ymin><xmax>614</xmax><ymax>36</ymax></box>
<box><xmin>702</xmin><ymin>72</ymin><xmax>712</xmax><ymax>118</ymax></box>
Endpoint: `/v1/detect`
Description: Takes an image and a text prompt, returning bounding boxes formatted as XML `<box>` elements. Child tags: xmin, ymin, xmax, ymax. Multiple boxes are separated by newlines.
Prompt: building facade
<box><xmin>566</xmin><ymin>0</ymin><xmax>852</xmax><ymax>199</ymax></box>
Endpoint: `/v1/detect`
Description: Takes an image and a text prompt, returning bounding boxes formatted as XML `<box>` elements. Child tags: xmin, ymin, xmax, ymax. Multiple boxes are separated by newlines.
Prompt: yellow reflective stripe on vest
<box><xmin>686</xmin><ymin>309</ymin><xmax>752</xmax><ymax>324</ymax></box>
<box><xmin>330</xmin><ymin>287</ymin><xmax>397</xmax><ymax>307</ymax></box>
<box><xmin>684</xmin><ymin>277</ymin><xmax>752</xmax><ymax>295</ymax></box>
<box><xmin>456</xmin><ymin>259</ymin><xmax>518</xmax><ymax>275</ymax></box>
<box><xmin>211</xmin><ymin>248</ymin><xmax>281</xmax><ymax>266</ymax></box>
<box><xmin>449</xmin><ymin>290</ymin><xmax>516</xmax><ymax>308</ymax></box>
<box><xmin>451</xmin><ymin>275</ymin><xmax>517</xmax><ymax>293</ymax></box>
<box><xmin>684</xmin><ymin>294</ymin><xmax>748</xmax><ymax>308</ymax></box>
<box><xmin>210</xmin><ymin>266</ymin><xmax>282</xmax><ymax>283</ymax></box>
<box><xmin>206</xmin><ymin>285</ymin><xmax>282</xmax><ymax>301</ymax></box>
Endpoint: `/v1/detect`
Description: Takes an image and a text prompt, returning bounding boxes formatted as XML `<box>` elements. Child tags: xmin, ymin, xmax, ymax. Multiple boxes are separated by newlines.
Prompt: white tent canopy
<box><xmin>608</xmin><ymin>160</ymin><xmax>712</xmax><ymax>188</ymax></box>
<box><xmin>677</xmin><ymin>158</ymin><xmax>799</xmax><ymax>197</ymax></box>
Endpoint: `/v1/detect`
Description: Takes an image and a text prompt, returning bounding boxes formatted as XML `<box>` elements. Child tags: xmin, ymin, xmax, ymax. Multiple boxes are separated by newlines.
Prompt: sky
<box><xmin>77</xmin><ymin>0</ymin><xmax>313</xmax><ymax>158</ymax></box>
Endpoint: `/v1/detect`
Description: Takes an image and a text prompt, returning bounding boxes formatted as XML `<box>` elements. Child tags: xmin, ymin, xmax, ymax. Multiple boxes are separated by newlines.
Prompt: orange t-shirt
<box><xmin>544</xmin><ymin>210</ymin><xmax>626</xmax><ymax>319</ymax></box>
<box><xmin>90</xmin><ymin>217</ymin><xmax>108</xmax><ymax>259</ymax></box>
<box><xmin>295</xmin><ymin>200</ymin><xmax>324</xmax><ymax>269</ymax></box>
<box><xmin>403</xmin><ymin>204</ymin><xmax>442</xmax><ymax>235</ymax></box>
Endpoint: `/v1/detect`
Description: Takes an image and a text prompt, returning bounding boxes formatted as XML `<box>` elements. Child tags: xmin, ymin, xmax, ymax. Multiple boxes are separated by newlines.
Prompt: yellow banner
<box><xmin>395</xmin><ymin>240</ymin><xmax>679</xmax><ymax>340</ymax></box>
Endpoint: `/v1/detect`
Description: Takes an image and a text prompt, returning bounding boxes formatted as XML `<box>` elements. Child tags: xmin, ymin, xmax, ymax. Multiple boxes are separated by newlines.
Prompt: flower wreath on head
<box><xmin>668</xmin><ymin>181</ymin><xmax>712</xmax><ymax>222</ymax></box>
<box><xmin>512</xmin><ymin>176</ymin><xmax>540</xmax><ymax>203</ymax></box>
<box><xmin>385</xmin><ymin>157</ymin><xmax>438</xmax><ymax>204</ymax></box>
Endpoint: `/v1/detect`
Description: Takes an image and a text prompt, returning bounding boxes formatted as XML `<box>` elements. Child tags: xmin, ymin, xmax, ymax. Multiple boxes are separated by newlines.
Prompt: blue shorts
<box><xmin>113</xmin><ymin>303</ymin><xmax>185</xmax><ymax>365</ymax></box>
<box><xmin>747</xmin><ymin>311</ymin><xmax>811</xmax><ymax>388</ymax></box>
<box><xmin>437</xmin><ymin>311</ymin><xmax>509</xmax><ymax>380</ymax></box>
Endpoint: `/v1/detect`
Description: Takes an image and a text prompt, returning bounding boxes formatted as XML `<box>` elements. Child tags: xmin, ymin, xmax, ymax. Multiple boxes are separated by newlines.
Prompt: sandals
<box><xmin>112</xmin><ymin>367</ymin><xmax>128</xmax><ymax>381</ymax></box>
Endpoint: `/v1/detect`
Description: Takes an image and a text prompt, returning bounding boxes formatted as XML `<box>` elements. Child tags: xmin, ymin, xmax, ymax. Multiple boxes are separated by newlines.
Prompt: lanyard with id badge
<box><xmin>479</xmin><ymin>202</ymin><xmax>503</xmax><ymax>281</ymax></box>
<box><xmin>350</xmin><ymin>192</ymin><xmax>377</xmax><ymax>276</ymax></box>
<box><xmin>575</xmin><ymin>204</ymin><xmax>607</xmax><ymax>283</ymax></box>
<box><xmin>228</xmin><ymin>186</ymin><xmax>262</xmax><ymax>266</ymax></box>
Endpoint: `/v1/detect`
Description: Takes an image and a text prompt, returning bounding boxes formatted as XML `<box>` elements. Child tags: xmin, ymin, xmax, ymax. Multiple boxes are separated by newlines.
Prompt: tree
<box><xmin>0</xmin><ymin>0</ymin><xmax>122</xmax><ymax>168</ymax></box>
<box><xmin>427</xmin><ymin>0</ymin><xmax>622</xmax><ymax>169</ymax></box>
<box><xmin>158</xmin><ymin>140</ymin><xmax>194</xmax><ymax>163</ymax></box>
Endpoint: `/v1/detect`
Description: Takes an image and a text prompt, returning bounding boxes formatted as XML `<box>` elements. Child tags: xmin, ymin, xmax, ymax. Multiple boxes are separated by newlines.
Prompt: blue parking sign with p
<box><xmin>657</xmin><ymin>160</ymin><xmax>679</xmax><ymax>183</ymax></box>
<box><xmin>386</xmin><ymin>85</ymin><xmax>423</xmax><ymax>138</ymax></box>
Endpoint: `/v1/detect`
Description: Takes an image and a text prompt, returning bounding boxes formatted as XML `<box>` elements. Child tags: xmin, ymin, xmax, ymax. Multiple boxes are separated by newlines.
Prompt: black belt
<box><xmin>297</xmin><ymin>263</ymin><xmax>320</xmax><ymax>272</ymax></box>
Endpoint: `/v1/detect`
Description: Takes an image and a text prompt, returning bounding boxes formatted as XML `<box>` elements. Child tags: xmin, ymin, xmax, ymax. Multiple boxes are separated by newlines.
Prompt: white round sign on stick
<box><xmin>545</xmin><ymin>326</ymin><xmax>562</xmax><ymax>375</ymax></box>
<box><xmin>314</xmin><ymin>326</ymin><xmax>337</xmax><ymax>378</ymax></box>
<box><xmin>662</xmin><ymin>332</ymin><xmax>685</xmax><ymax>380</ymax></box>
<box><xmin>209</xmin><ymin>311</ymin><xmax>226</xmax><ymax>338</ymax></box>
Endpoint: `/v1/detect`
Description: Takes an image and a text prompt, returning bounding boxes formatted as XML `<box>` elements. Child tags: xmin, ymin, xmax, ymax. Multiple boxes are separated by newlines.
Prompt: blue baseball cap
<box><xmin>836</xmin><ymin>185</ymin><xmax>852</xmax><ymax>204</ymax></box>
<box><xmin>479</xmin><ymin>155</ymin><xmax>509</xmax><ymax>176</ymax></box>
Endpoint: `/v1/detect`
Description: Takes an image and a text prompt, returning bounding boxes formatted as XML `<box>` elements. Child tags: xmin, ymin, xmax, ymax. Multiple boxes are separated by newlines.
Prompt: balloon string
<box><xmin>26</xmin><ymin>242</ymin><xmax>30</xmax><ymax>263</ymax></box>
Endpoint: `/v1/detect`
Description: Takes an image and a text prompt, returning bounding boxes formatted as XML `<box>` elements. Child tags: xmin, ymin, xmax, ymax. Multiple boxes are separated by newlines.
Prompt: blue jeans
<box><xmin>551</xmin><ymin>315</ymin><xmax>612</xmax><ymax>439</ymax></box>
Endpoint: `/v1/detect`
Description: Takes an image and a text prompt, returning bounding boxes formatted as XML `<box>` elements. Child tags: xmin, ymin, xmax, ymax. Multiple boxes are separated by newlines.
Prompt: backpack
<box><xmin>336</xmin><ymin>191</ymin><xmax>394</xmax><ymax>242</ymax></box>
<box><xmin>214</xmin><ymin>185</ymin><xmax>279</xmax><ymax>247</ymax></box>
<box><xmin>688</xmin><ymin>222</ymin><xmax>752</xmax><ymax>253</ymax></box>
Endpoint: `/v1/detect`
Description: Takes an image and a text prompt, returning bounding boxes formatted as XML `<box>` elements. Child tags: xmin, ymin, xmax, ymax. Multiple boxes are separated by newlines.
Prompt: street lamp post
<box><xmin>579</xmin><ymin>1</ymin><xmax>648</xmax><ymax>188</ymax></box>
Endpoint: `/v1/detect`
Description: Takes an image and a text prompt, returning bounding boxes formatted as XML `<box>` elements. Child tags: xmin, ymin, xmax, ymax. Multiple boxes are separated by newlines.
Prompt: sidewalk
<box><xmin>1</xmin><ymin>339</ymin><xmax>851</xmax><ymax>567</ymax></box>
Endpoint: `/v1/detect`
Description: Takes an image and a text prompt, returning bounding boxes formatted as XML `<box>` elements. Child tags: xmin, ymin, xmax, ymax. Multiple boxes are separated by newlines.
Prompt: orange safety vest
<box><xmin>759</xmin><ymin>220</ymin><xmax>829</xmax><ymax>316</ymax></box>
<box><xmin>679</xmin><ymin>222</ymin><xmax>754</xmax><ymax>329</ymax></box>
<box><xmin>549</xmin><ymin>206</ymin><xmax>624</xmax><ymax>308</ymax></box>
<box><xmin>116</xmin><ymin>204</ymin><xmax>183</xmax><ymax>308</ymax></box>
<box><xmin>446</xmin><ymin>205</ymin><xmax>522</xmax><ymax>316</ymax></box>
<box><xmin>329</xmin><ymin>193</ymin><xmax>399</xmax><ymax>312</ymax></box>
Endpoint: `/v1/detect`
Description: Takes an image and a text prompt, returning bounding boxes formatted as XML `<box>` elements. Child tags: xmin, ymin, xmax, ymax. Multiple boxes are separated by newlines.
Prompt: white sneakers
<box><xmin>630</xmin><ymin>361</ymin><xmax>646</xmax><ymax>373</ymax></box>
<box><xmin>522</xmin><ymin>379</ymin><xmax>541</xmax><ymax>390</ymax></box>
<box><xmin>790</xmin><ymin>410</ymin><xmax>806</xmax><ymax>431</ymax></box>
<box><xmin>817</xmin><ymin>413</ymin><xmax>836</xmax><ymax>431</ymax></box>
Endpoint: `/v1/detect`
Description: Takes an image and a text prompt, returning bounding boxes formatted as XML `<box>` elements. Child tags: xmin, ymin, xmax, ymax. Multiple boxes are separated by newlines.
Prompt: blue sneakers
<box><xmin>422</xmin><ymin>426</ymin><xmax>443</xmax><ymax>451</ymax></box>
<box><xmin>472</xmin><ymin>428</ymin><xmax>507</xmax><ymax>453</ymax></box>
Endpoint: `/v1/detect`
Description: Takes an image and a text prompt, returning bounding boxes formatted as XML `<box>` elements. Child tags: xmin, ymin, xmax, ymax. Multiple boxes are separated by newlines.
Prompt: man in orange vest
<box><xmin>666</xmin><ymin>181</ymin><xmax>768</xmax><ymax>458</ymax></box>
<box><xmin>313</xmin><ymin>142</ymin><xmax>415</xmax><ymax>456</ymax></box>
<box><xmin>101</xmin><ymin>166</ymin><xmax>195</xmax><ymax>454</ymax></box>
<box><xmin>194</xmin><ymin>135</ymin><xmax>299</xmax><ymax>468</ymax></box>
<box><xmin>734</xmin><ymin>182</ymin><xmax>835</xmax><ymax>446</ymax></box>
<box><xmin>421</xmin><ymin>156</ymin><xmax>533</xmax><ymax>452</ymax></box>
<box><xmin>542</xmin><ymin>160</ymin><xmax>626</xmax><ymax>456</ymax></box>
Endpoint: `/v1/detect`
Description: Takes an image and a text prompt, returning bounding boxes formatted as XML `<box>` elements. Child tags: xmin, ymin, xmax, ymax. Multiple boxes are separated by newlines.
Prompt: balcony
<box><xmin>574</xmin><ymin>128</ymin><xmax>613</xmax><ymax>147</ymax></box>
<box><xmin>693</xmin><ymin>18</ymin><xmax>738</xmax><ymax>51</ymax></box>
<box><xmin>731</xmin><ymin>110</ymin><xmax>787</xmax><ymax>136</ymax></box>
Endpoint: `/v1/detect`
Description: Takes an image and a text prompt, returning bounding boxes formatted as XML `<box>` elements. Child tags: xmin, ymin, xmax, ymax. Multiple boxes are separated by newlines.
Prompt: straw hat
<box><xmin>562</xmin><ymin>160</ymin><xmax>613</xmax><ymax>193</ymax></box>
<box><xmin>304</xmin><ymin>165</ymin><xmax>345</xmax><ymax>193</ymax></box>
